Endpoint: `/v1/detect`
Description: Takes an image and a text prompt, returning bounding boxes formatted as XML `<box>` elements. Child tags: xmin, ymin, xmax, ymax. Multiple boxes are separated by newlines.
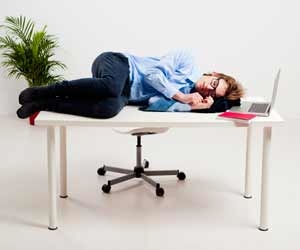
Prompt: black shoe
<box><xmin>19</xmin><ymin>87</ymin><xmax>37</xmax><ymax>105</ymax></box>
<box><xmin>19</xmin><ymin>86</ymin><xmax>52</xmax><ymax>105</ymax></box>
<box><xmin>16</xmin><ymin>102</ymin><xmax>41</xmax><ymax>119</ymax></box>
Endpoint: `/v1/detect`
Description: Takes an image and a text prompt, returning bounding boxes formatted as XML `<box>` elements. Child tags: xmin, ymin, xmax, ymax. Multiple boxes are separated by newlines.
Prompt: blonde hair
<box><xmin>204</xmin><ymin>72</ymin><xmax>245</xmax><ymax>100</ymax></box>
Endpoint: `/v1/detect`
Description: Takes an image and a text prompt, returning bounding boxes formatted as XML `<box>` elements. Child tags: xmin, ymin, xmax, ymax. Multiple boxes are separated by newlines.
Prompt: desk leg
<box><xmin>244</xmin><ymin>126</ymin><xmax>253</xmax><ymax>199</ymax></box>
<box><xmin>47</xmin><ymin>126</ymin><xmax>58</xmax><ymax>230</ymax></box>
<box><xmin>59</xmin><ymin>126</ymin><xmax>68</xmax><ymax>198</ymax></box>
<box><xmin>259</xmin><ymin>127</ymin><xmax>272</xmax><ymax>231</ymax></box>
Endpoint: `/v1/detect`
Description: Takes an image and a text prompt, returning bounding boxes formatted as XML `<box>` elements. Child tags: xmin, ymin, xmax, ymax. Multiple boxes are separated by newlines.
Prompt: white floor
<box><xmin>0</xmin><ymin>114</ymin><xmax>299</xmax><ymax>250</ymax></box>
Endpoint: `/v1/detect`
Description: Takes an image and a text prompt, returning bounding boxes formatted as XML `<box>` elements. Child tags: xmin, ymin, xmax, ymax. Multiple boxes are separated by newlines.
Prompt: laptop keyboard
<box><xmin>248</xmin><ymin>103</ymin><xmax>270</xmax><ymax>113</ymax></box>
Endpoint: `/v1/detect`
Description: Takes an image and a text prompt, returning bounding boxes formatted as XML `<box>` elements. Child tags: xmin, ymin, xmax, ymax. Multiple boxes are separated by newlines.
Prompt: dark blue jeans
<box><xmin>43</xmin><ymin>52</ymin><xmax>131</xmax><ymax>118</ymax></box>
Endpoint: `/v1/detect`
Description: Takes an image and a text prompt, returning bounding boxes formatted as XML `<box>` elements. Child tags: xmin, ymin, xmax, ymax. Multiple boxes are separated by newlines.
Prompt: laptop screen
<box><xmin>270</xmin><ymin>69</ymin><xmax>281</xmax><ymax>110</ymax></box>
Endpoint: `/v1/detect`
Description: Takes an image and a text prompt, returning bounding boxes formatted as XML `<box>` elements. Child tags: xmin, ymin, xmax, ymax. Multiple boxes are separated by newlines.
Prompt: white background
<box><xmin>1</xmin><ymin>1</ymin><xmax>300</xmax><ymax>249</ymax></box>
<box><xmin>0</xmin><ymin>0</ymin><xmax>299</xmax><ymax>118</ymax></box>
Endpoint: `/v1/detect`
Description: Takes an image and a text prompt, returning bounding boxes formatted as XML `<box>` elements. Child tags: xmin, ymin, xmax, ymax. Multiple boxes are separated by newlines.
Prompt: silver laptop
<box><xmin>230</xmin><ymin>69</ymin><xmax>281</xmax><ymax>117</ymax></box>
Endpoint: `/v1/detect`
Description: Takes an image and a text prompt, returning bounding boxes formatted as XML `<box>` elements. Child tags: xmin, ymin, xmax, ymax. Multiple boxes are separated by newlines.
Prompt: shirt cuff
<box><xmin>162</xmin><ymin>87</ymin><xmax>180</xmax><ymax>99</ymax></box>
<box><xmin>167</xmin><ymin>102</ymin><xmax>191</xmax><ymax>112</ymax></box>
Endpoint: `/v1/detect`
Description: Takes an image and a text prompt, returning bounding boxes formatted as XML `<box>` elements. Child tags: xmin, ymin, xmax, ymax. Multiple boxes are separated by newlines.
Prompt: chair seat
<box><xmin>113</xmin><ymin>127</ymin><xmax>169</xmax><ymax>135</ymax></box>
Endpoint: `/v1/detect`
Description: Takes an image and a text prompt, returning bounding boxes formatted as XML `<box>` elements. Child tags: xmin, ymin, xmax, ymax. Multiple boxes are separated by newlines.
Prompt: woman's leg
<box><xmin>17</xmin><ymin>95</ymin><xmax>129</xmax><ymax>119</ymax></box>
<box><xmin>53</xmin><ymin>52</ymin><xmax>130</xmax><ymax>98</ymax></box>
<box><xmin>19</xmin><ymin>52</ymin><xmax>130</xmax><ymax>104</ymax></box>
<box><xmin>91</xmin><ymin>52</ymin><xmax>131</xmax><ymax>98</ymax></box>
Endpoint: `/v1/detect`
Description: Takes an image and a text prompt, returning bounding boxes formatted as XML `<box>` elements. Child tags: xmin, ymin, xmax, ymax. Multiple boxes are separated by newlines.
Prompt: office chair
<box><xmin>97</xmin><ymin>127</ymin><xmax>186</xmax><ymax>196</ymax></box>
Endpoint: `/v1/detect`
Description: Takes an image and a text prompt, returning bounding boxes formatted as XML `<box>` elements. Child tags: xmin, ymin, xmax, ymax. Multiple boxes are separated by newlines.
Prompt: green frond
<box><xmin>0</xmin><ymin>35</ymin><xmax>18</xmax><ymax>50</ymax></box>
<box><xmin>0</xmin><ymin>15</ymin><xmax>67</xmax><ymax>86</ymax></box>
<box><xmin>3</xmin><ymin>16</ymin><xmax>34</xmax><ymax>44</ymax></box>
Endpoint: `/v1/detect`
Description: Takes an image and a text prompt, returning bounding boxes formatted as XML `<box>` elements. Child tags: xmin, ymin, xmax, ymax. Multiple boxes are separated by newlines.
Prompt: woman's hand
<box><xmin>173</xmin><ymin>92</ymin><xmax>203</xmax><ymax>105</ymax></box>
<box><xmin>190</xmin><ymin>96</ymin><xmax>214</xmax><ymax>110</ymax></box>
<box><xmin>185</xmin><ymin>93</ymin><xmax>204</xmax><ymax>105</ymax></box>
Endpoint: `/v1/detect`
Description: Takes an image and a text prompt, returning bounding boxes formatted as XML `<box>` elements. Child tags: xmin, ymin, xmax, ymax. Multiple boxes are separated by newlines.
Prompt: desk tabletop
<box><xmin>35</xmin><ymin>106</ymin><xmax>284</xmax><ymax>128</ymax></box>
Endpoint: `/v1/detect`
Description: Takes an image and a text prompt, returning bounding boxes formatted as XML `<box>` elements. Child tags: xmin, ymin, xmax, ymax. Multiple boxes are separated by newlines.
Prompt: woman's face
<box><xmin>195</xmin><ymin>75</ymin><xmax>228</xmax><ymax>98</ymax></box>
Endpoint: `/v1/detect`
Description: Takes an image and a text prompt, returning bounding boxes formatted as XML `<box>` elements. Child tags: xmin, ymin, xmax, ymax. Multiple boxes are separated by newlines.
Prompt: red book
<box><xmin>218</xmin><ymin>111</ymin><xmax>256</xmax><ymax>123</ymax></box>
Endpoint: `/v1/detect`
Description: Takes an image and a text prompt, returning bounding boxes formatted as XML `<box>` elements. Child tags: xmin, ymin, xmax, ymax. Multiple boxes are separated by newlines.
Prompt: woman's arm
<box><xmin>173</xmin><ymin>91</ymin><xmax>203</xmax><ymax>105</ymax></box>
<box><xmin>144</xmin><ymin>49</ymin><xmax>198</xmax><ymax>99</ymax></box>
<box><xmin>190</xmin><ymin>96</ymin><xmax>214</xmax><ymax>110</ymax></box>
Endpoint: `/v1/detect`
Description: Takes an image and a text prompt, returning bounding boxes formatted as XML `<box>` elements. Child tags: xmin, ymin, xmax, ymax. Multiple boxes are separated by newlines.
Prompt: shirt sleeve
<box><xmin>167</xmin><ymin>102</ymin><xmax>192</xmax><ymax>112</ymax></box>
<box><xmin>143</xmin><ymin>49</ymin><xmax>196</xmax><ymax>99</ymax></box>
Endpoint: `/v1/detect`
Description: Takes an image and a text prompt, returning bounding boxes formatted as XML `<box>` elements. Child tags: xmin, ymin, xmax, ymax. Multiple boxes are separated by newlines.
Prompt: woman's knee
<box><xmin>91</xmin><ymin>52</ymin><xmax>113</xmax><ymax>77</ymax></box>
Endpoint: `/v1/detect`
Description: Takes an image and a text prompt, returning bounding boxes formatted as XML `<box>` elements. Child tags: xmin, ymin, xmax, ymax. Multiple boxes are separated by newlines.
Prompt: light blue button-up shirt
<box><xmin>123</xmin><ymin>49</ymin><xmax>201</xmax><ymax>102</ymax></box>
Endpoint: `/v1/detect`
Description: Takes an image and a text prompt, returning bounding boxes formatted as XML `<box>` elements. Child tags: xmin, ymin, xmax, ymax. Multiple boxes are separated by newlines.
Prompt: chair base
<box><xmin>98</xmin><ymin>164</ymin><xmax>186</xmax><ymax>197</ymax></box>
<box><xmin>98</xmin><ymin>134</ymin><xmax>185</xmax><ymax>196</ymax></box>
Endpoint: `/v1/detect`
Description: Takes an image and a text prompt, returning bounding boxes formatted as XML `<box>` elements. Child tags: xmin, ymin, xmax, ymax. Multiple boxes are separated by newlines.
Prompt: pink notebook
<box><xmin>218</xmin><ymin>111</ymin><xmax>256</xmax><ymax>122</ymax></box>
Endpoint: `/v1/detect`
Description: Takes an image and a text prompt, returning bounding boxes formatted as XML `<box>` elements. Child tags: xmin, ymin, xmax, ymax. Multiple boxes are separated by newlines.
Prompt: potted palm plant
<box><xmin>0</xmin><ymin>15</ymin><xmax>66</xmax><ymax>124</ymax></box>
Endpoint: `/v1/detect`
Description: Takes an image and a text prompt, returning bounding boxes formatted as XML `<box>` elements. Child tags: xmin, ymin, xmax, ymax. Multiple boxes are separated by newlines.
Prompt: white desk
<box><xmin>35</xmin><ymin>106</ymin><xmax>284</xmax><ymax>231</ymax></box>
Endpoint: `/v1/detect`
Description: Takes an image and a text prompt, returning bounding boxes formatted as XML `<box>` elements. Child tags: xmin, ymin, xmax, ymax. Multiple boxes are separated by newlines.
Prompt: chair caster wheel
<box><xmin>97</xmin><ymin>166</ymin><xmax>106</xmax><ymax>176</ymax></box>
<box><xmin>143</xmin><ymin>159</ymin><xmax>149</xmax><ymax>168</ymax></box>
<box><xmin>177</xmin><ymin>171</ymin><xmax>186</xmax><ymax>180</ymax></box>
<box><xmin>156</xmin><ymin>187</ymin><xmax>164</xmax><ymax>197</ymax></box>
<box><xmin>102</xmin><ymin>184</ymin><xmax>111</xmax><ymax>193</ymax></box>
